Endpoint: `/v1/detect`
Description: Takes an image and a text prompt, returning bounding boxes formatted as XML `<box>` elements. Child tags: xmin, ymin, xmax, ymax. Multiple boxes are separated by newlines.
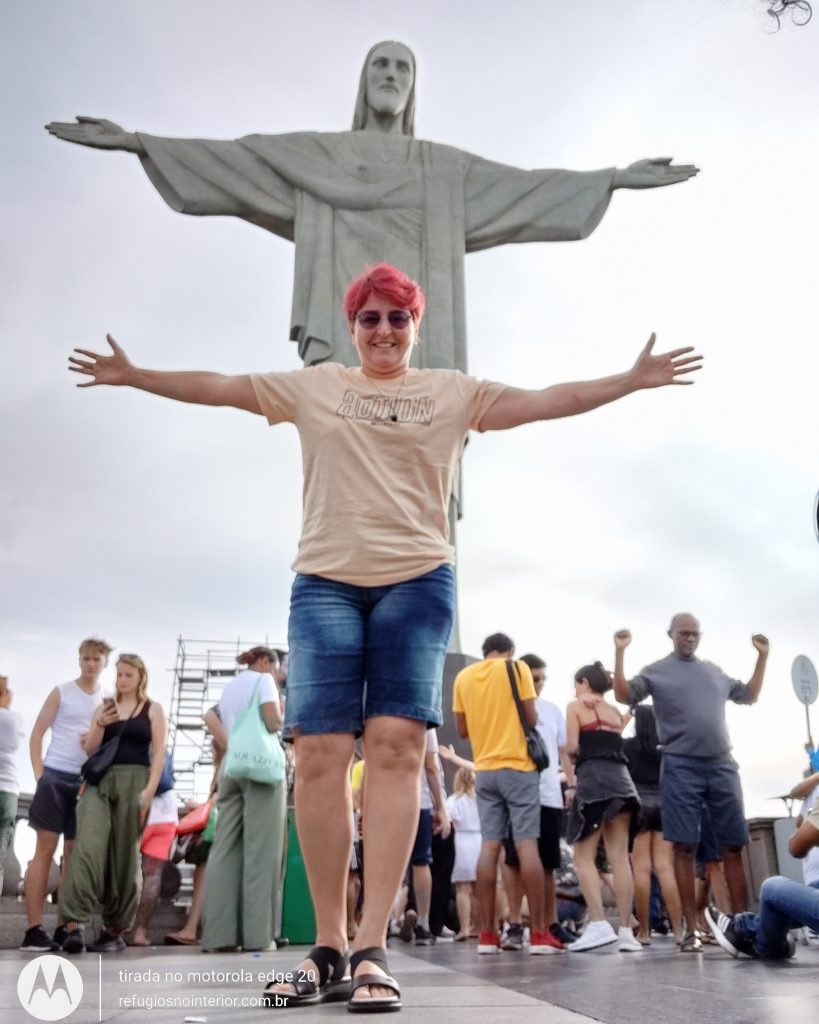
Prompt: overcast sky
<box><xmin>2</xmin><ymin>0</ymin><xmax>818</xmax><ymax>822</ymax></box>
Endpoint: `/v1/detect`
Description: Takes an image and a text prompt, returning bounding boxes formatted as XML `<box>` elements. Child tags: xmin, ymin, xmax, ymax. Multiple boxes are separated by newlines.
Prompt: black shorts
<box><xmin>638</xmin><ymin>801</ymin><xmax>663</xmax><ymax>834</ymax></box>
<box><xmin>503</xmin><ymin>806</ymin><xmax>563</xmax><ymax>871</ymax></box>
<box><xmin>28</xmin><ymin>767</ymin><xmax>81</xmax><ymax>838</ymax></box>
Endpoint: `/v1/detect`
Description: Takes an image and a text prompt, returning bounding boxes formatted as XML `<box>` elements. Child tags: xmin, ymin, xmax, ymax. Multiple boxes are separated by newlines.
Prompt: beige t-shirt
<box><xmin>250</xmin><ymin>363</ymin><xmax>505</xmax><ymax>586</ymax></box>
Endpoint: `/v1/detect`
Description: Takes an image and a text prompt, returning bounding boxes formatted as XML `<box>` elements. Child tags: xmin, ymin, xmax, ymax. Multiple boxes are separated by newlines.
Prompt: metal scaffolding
<box><xmin>167</xmin><ymin>635</ymin><xmax>285</xmax><ymax>801</ymax></box>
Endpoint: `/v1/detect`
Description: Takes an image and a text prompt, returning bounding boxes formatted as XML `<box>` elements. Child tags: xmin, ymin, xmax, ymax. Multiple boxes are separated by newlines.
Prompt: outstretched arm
<box><xmin>613</xmin><ymin>157</ymin><xmax>699</xmax><ymax>189</ymax></box>
<box><xmin>479</xmin><ymin>333</ymin><xmax>702</xmax><ymax>431</ymax></box>
<box><xmin>69</xmin><ymin>334</ymin><xmax>262</xmax><ymax>414</ymax></box>
<box><xmin>45</xmin><ymin>117</ymin><xmax>144</xmax><ymax>154</ymax></box>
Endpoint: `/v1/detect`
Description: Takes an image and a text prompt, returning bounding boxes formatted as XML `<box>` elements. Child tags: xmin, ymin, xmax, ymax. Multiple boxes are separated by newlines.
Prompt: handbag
<box><xmin>224</xmin><ymin>677</ymin><xmax>285</xmax><ymax>785</ymax></box>
<box><xmin>176</xmin><ymin>799</ymin><xmax>214</xmax><ymax>836</ymax></box>
<box><xmin>506</xmin><ymin>660</ymin><xmax>550</xmax><ymax>772</ymax></box>
<box><xmin>80</xmin><ymin>704</ymin><xmax>139</xmax><ymax>785</ymax></box>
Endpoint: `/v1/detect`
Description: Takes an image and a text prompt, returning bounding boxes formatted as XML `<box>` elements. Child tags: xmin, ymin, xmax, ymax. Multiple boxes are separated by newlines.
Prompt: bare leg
<box><xmin>167</xmin><ymin>862</ymin><xmax>206</xmax><ymax>942</ymax></box>
<box><xmin>601</xmin><ymin>815</ymin><xmax>634</xmax><ymax>929</ymax></box>
<box><xmin>631</xmin><ymin>831</ymin><xmax>652</xmax><ymax>941</ymax></box>
<box><xmin>413</xmin><ymin>864</ymin><xmax>432</xmax><ymax>928</ymax></box>
<box><xmin>515</xmin><ymin>839</ymin><xmax>545</xmax><ymax>932</ymax></box>
<box><xmin>477</xmin><ymin>841</ymin><xmax>502</xmax><ymax>931</ymax></box>
<box><xmin>720</xmin><ymin>847</ymin><xmax>747</xmax><ymax>914</ymax></box>
<box><xmin>573</xmin><ymin>833</ymin><xmax>604</xmax><ymax>921</ymax></box>
<box><xmin>267</xmin><ymin>732</ymin><xmax>355</xmax><ymax>997</ymax></box>
<box><xmin>500</xmin><ymin>858</ymin><xmax>523</xmax><ymax>924</ymax></box>
<box><xmin>455</xmin><ymin>882</ymin><xmax>473</xmax><ymax>938</ymax></box>
<box><xmin>347</xmin><ymin>871</ymin><xmax>360</xmax><ymax>940</ymax></box>
<box><xmin>672</xmin><ymin>842</ymin><xmax>697</xmax><ymax>934</ymax></box>
<box><xmin>351</xmin><ymin>716</ymin><xmax>426</xmax><ymax>1003</ymax></box>
<box><xmin>25</xmin><ymin>831</ymin><xmax>59</xmax><ymax>928</ymax></box>
<box><xmin>133</xmin><ymin>853</ymin><xmax>164</xmax><ymax>942</ymax></box>
<box><xmin>651</xmin><ymin>833</ymin><xmax>682</xmax><ymax>939</ymax></box>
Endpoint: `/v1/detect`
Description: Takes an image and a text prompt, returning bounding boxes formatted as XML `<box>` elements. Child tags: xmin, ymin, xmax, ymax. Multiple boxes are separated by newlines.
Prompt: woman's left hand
<box><xmin>630</xmin><ymin>333</ymin><xmax>703</xmax><ymax>389</ymax></box>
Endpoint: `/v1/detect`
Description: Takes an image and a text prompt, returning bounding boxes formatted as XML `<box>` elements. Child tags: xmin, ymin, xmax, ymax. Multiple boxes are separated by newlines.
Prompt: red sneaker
<box><xmin>477</xmin><ymin>929</ymin><xmax>500</xmax><ymax>954</ymax></box>
<box><xmin>529</xmin><ymin>928</ymin><xmax>565</xmax><ymax>955</ymax></box>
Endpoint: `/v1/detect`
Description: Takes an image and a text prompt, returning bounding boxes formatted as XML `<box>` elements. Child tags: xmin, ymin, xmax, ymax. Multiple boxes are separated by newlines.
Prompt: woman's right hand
<box><xmin>69</xmin><ymin>334</ymin><xmax>133</xmax><ymax>387</ymax></box>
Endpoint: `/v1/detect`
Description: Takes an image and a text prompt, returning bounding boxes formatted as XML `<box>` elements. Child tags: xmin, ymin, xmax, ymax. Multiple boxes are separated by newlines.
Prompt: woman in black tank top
<box><xmin>58</xmin><ymin>654</ymin><xmax>168</xmax><ymax>953</ymax></box>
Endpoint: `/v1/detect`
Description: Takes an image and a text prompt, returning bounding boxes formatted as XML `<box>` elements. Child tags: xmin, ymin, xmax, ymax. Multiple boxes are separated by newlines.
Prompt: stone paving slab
<box><xmin>2</xmin><ymin>934</ymin><xmax>818</xmax><ymax>1024</ymax></box>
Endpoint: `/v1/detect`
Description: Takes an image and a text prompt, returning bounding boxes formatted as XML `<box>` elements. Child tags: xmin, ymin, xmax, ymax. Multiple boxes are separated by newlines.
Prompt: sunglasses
<box><xmin>355</xmin><ymin>310</ymin><xmax>413</xmax><ymax>329</ymax></box>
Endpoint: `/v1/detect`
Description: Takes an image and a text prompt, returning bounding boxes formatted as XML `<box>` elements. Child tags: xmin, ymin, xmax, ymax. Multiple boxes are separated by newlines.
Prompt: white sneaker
<box><xmin>618</xmin><ymin>927</ymin><xmax>643</xmax><ymax>952</ymax></box>
<box><xmin>569</xmin><ymin>919</ymin><xmax>618</xmax><ymax>952</ymax></box>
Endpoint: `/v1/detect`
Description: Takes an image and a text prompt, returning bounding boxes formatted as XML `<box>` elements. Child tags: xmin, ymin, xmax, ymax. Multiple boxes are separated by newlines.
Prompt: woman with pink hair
<box><xmin>68</xmin><ymin>262</ymin><xmax>700</xmax><ymax>1011</ymax></box>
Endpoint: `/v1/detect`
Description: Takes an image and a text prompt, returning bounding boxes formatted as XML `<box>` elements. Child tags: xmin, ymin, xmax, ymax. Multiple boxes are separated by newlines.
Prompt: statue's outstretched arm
<box><xmin>45</xmin><ymin>116</ymin><xmax>144</xmax><ymax>154</ymax></box>
<box><xmin>613</xmin><ymin>157</ymin><xmax>699</xmax><ymax>189</ymax></box>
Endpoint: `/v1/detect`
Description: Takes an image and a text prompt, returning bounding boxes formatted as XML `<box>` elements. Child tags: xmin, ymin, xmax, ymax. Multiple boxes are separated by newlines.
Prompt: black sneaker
<box><xmin>549</xmin><ymin>922</ymin><xmax>577</xmax><ymax>945</ymax></box>
<box><xmin>61</xmin><ymin>925</ymin><xmax>86</xmax><ymax>954</ymax></box>
<box><xmin>414</xmin><ymin>924</ymin><xmax>435</xmax><ymax>946</ymax></box>
<box><xmin>501</xmin><ymin>922</ymin><xmax>525</xmax><ymax>950</ymax></box>
<box><xmin>51</xmin><ymin>925</ymin><xmax>69</xmax><ymax>951</ymax></box>
<box><xmin>20</xmin><ymin>925</ymin><xmax>53</xmax><ymax>952</ymax></box>
<box><xmin>704</xmin><ymin>905</ymin><xmax>756</xmax><ymax>958</ymax></box>
<box><xmin>87</xmin><ymin>929</ymin><xmax>126</xmax><ymax>953</ymax></box>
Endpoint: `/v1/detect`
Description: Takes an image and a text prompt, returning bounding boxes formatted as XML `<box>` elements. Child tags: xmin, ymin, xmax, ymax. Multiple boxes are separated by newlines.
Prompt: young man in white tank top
<box><xmin>20</xmin><ymin>637</ymin><xmax>112</xmax><ymax>952</ymax></box>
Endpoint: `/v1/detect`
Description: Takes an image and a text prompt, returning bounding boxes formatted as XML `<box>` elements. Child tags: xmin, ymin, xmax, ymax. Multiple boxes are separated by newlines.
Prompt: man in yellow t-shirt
<box><xmin>453</xmin><ymin>633</ymin><xmax>561</xmax><ymax>955</ymax></box>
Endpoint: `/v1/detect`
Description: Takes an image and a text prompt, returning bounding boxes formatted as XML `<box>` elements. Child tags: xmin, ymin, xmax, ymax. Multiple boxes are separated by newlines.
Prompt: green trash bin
<box><xmin>280</xmin><ymin>809</ymin><xmax>316</xmax><ymax>943</ymax></box>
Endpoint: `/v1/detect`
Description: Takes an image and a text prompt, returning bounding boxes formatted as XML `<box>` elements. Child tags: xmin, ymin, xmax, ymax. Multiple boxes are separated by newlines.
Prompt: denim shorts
<box><xmin>660</xmin><ymin>754</ymin><xmax>748</xmax><ymax>848</ymax></box>
<box><xmin>284</xmin><ymin>564</ymin><xmax>455</xmax><ymax>738</ymax></box>
<box><xmin>411</xmin><ymin>809</ymin><xmax>434</xmax><ymax>866</ymax></box>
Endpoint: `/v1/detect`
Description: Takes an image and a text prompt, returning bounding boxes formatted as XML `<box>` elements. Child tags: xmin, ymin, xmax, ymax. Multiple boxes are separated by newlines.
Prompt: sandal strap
<box><xmin>349</xmin><ymin>946</ymin><xmax>389</xmax><ymax>976</ymax></box>
<box><xmin>349</xmin><ymin>973</ymin><xmax>400</xmax><ymax>998</ymax></box>
<box><xmin>307</xmin><ymin>944</ymin><xmax>349</xmax><ymax>985</ymax></box>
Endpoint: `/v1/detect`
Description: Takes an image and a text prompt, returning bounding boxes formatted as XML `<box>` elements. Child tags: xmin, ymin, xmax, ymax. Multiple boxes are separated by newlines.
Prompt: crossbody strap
<box><xmin>505</xmin><ymin>660</ymin><xmax>529</xmax><ymax>734</ymax></box>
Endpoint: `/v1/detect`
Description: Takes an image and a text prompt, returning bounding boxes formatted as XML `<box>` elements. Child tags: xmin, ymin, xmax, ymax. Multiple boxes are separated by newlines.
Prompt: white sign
<box><xmin>792</xmin><ymin>655</ymin><xmax>819</xmax><ymax>707</ymax></box>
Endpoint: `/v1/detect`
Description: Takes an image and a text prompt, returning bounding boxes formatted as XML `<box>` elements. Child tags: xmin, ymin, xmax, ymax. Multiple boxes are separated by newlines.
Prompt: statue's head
<box><xmin>352</xmin><ymin>40</ymin><xmax>416</xmax><ymax>136</ymax></box>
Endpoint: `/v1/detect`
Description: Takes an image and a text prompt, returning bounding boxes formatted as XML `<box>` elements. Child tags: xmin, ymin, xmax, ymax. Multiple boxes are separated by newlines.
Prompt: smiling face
<box><xmin>351</xmin><ymin>291</ymin><xmax>417</xmax><ymax>379</ymax></box>
<box><xmin>365</xmin><ymin>42</ymin><xmax>414</xmax><ymax>120</ymax></box>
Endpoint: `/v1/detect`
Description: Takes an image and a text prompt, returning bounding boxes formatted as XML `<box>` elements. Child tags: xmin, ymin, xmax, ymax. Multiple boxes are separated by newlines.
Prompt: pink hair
<box><xmin>342</xmin><ymin>263</ymin><xmax>426</xmax><ymax>327</ymax></box>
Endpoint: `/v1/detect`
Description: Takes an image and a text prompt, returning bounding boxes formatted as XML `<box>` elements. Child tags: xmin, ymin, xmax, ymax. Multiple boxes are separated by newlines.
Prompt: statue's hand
<box><xmin>45</xmin><ymin>116</ymin><xmax>142</xmax><ymax>153</ymax></box>
<box><xmin>613</xmin><ymin>157</ymin><xmax>699</xmax><ymax>189</ymax></box>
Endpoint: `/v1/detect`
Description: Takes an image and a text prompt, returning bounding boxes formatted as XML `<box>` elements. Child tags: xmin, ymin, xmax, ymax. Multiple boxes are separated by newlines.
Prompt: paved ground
<box><xmin>3</xmin><ymin>934</ymin><xmax>818</xmax><ymax>1024</ymax></box>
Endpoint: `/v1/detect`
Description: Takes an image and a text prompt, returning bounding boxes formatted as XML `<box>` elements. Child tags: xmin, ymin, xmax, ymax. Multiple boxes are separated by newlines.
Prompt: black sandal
<box><xmin>347</xmin><ymin>946</ymin><xmax>401</xmax><ymax>1014</ymax></box>
<box><xmin>261</xmin><ymin>945</ymin><xmax>350</xmax><ymax>1008</ymax></box>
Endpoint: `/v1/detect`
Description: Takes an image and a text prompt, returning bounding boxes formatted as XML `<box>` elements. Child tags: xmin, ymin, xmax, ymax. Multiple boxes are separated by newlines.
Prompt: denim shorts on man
<box><xmin>475</xmin><ymin>769</ymin><xmax>540</xmax><ymax>842</ymax></box>
<box><xmin>28</xmin><ymin>767</ymin><xmax>82</xmax><ymax>837</ymax></box>
<box><xmin>411</xmin><ymin>809</ymin><xmax>434</xmax><ymax>866</ymax></box>
<box><xmin>285</xmin><ymin>564</ymin><xmax>455</xmax><ymax>737</ymax></box>
<box><xmin>660</xmin><ymin>754</ymin><xmax>748</xmax><ymax>847</ymax></box>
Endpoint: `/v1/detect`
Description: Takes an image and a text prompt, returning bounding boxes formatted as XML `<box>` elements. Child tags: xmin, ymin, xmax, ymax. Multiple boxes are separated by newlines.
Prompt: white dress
<box><xmin>446</xmin><ymin>792</ymin><xmax>482</xmax><ymax>883</ymax></box>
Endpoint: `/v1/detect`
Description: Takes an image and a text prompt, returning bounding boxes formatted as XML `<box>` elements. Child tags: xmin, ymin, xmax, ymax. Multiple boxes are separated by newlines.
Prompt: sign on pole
<box><xmin>792</xmin><ymin>655</ymin><xmax>819</xmax><ymax>706</ymax></box>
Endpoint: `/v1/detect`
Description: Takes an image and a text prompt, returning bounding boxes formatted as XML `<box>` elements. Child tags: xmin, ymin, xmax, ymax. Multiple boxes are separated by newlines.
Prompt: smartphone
<box><xmin>102</xmin><ymin>696</ymin><xmax>116</xmax><ymax>710</ymax></box>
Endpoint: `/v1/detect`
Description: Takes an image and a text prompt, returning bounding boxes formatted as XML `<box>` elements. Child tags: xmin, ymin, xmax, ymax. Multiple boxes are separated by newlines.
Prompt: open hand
<box><xmin>614</xmin><ymin>157</ymin><xmax>699</xmax><ymax>189</ymax></box>
<box><xmin>45</xmin><ymin>117</ymin><xmax>141</xmax><ymax>152</ymax></box>
<box><xmin>630</xmin><ymin>334</ymin><xmax>702</xmax><ymax>389</ymax></box>
<box><xmin>69</xmin><ymin>334</ymin><xmax>133</xmax><ymax>387</ymax></box>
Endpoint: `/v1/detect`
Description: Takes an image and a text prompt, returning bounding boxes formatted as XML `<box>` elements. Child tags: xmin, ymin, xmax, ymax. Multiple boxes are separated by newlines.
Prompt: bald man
<box><xmin>612</xmin><ymin>614</ymin><xmax>768</xmax><ymax>952</ymax></box>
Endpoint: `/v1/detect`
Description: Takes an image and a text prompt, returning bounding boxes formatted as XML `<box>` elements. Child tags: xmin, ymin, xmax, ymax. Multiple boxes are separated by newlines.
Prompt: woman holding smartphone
<box><xmin>59</xmin><ymin>653</ymin><xmax>167</xmax><ymax>953</ymax></box>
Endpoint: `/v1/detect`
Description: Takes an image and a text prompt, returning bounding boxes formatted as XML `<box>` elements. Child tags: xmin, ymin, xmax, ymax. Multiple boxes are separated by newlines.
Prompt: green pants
<box><xmin>59</xmin><ymin>764</ymin><xmax>149</xmax><ymax>930</ymax></box>
<box><xmin>0</xmin><ymin>790</ymin><xmax>18</xmax><ymax>896</ymax></box>
<box><xmin>201</xmin><ymin>771</ymin><xmax>287</xmax><ymax>950</ymax></box>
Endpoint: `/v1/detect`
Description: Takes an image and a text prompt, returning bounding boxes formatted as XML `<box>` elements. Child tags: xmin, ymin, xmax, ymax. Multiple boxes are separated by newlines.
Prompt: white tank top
<box><xmin>43</xmin><ymin>680</ymin><xmax>101</xmax><ymax>774</ymax></box>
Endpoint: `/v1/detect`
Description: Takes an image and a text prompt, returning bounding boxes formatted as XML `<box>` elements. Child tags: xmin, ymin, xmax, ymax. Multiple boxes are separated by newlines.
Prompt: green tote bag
<box><xmin>224</xmin><ymin>677</ymin><xmax>285</xmax><ymax>785</ymax></box>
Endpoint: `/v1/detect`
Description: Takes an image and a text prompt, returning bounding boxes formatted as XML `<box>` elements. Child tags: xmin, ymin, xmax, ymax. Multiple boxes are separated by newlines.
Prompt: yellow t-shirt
<box><xmin>250</xmin><ymin>364</ymin><xmax>505</xmax><ymax>586</ymax></box>
<box><xmin>452</xmin><ymin>658</ymin><xmax>536</xmax><ymax>771</ymax></box>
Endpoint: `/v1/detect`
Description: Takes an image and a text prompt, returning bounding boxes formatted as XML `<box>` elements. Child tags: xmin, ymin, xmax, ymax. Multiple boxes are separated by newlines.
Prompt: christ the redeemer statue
<box><xmin>47</xmin><ymin>40</ymin><xmax>697</xmax><ymax>372</ymax></box>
